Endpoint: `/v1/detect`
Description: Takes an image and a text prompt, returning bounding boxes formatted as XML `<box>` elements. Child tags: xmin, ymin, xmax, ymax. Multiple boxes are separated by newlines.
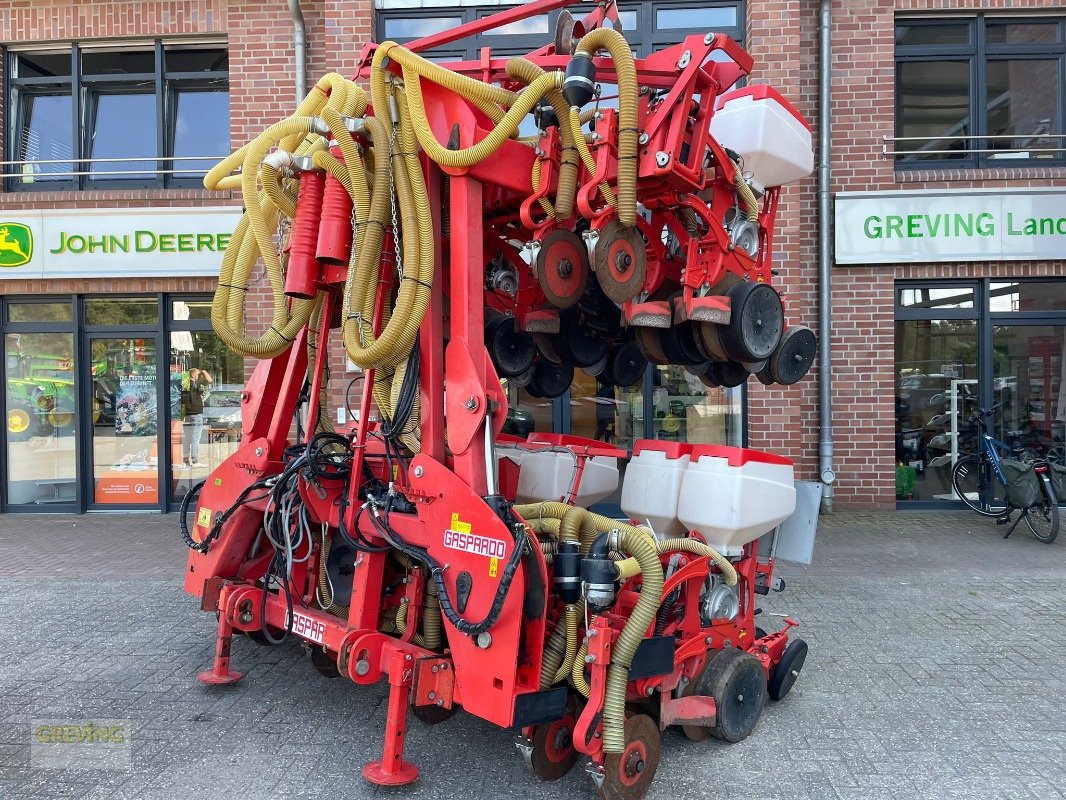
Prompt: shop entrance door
<box><xmin>86</xmin><ymin>335</ymin><xmax>161</xmax><ymax>507</ymax></box>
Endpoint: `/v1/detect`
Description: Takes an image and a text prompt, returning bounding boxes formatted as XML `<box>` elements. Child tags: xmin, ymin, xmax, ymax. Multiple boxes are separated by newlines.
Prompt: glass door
<box><xmin>88</xmin><ymin>336</ymin><xmax>160</xmax><ymax>506</ymax></box>
<box><xmin>990</xmin><ymin>323</ymin><xmax>1066</xmax><ymax>467</ymax></box>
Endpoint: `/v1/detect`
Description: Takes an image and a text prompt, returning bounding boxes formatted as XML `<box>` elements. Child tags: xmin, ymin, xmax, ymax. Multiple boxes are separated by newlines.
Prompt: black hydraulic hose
<box><xmin>179</xmin><ymin>480</ymin><xmax>207</xmax><ymax>550</ymax></box>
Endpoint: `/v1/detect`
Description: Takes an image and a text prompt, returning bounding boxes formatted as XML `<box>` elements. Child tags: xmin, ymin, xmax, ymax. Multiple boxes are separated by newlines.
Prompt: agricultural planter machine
<box><xmin>182</xmin><ymin>1</ymin><xmax>817</xmax><ymax>797</ymax></box>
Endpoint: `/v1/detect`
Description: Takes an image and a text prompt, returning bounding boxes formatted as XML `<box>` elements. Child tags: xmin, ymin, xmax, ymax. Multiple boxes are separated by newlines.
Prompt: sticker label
<box><xmin>450</xmin><ymin>513</ymin><xmax>471</xmax><ymax>534</ymax></box>
<box><xmin>443</xmin><ymin>528</ymin><xmax>507</xmax><ymax>560</ymax></box>
<box><xmin>489</xmin><ymin>557</ymin><xmax>499</xmax><ymax>578</ymax></box>
<box><xmin>290</xmin><ymin>611</ymin><xmax>326</xmax><ymax>644</ymax></box>
<box><xmin>196</xmin><ymin>507</ymin><xmax>212</xmax><ymax>529</ymax></box>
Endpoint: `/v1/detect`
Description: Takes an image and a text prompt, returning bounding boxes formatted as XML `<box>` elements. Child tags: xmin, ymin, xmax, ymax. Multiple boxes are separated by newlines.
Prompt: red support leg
<box><xmin>363</xmin><ymin>647</ymin><xmax>420</xmax><ymax>786</ymax></box>
<box><xmin>197</xmin><ymin>611</ymin><xmax>243</xmax><ymax>686</ymax></box>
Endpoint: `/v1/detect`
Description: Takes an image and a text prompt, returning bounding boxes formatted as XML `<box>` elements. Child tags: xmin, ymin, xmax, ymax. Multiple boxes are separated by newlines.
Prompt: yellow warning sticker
<box><xmin>196</xmin><ymin>507</ymin><xmax>213</xmax><ymax>529</ymax></box>
<box><xmin>489</xmin><ymin>557</ymin><xmax>499</xmax><ymax>578</ymax></box>
<box><xmin>450</xmin><ymin>512</ymin><xmax>472</xmax><ymax>534</ymax></box>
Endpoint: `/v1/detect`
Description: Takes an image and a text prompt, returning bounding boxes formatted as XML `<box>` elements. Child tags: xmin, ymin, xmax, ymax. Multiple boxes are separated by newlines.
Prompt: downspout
<box><xmin>817</xmin><ymin>0</ymin><xmax>836</xmax><ymax>511</ymax></box>
<box><xmin>289</xmin><ymin>0</ymin><xmax>307</xmax><ymax>103</ymax></box>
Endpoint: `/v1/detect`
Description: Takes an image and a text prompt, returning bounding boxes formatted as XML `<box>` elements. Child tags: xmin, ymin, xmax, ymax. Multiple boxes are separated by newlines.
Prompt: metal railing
<box><xmin>0</xmin><ymin>155</ymin><xmax>227</xmax><ymax>181</ymax></box>
<box><xmin>883</xmin><ymin>134</ymin><xmax>1066</xmax><ymax>160</ymax></box>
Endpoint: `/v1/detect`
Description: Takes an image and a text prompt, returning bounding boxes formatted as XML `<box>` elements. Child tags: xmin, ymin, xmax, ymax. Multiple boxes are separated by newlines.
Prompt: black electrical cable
<box><xmin>365</xmin><ymin>493</ymin><xmax>528</xmax><ymax>636</ymax></box>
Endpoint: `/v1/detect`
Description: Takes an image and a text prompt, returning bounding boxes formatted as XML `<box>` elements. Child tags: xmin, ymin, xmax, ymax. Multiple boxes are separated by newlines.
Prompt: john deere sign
<box><xmin>0</xmin><ymin>206</ymin><xmax>241</xmax><ymax>280</ymax></box>
<box><xmin>835</xmin><ymin>188</ymin><xmax>1066</xmax><ymax>265</ymax></box>
<box><xmin>0</xmin><ymin>223</ymin><xmax>33</xmax><ymax>267</ymax></box>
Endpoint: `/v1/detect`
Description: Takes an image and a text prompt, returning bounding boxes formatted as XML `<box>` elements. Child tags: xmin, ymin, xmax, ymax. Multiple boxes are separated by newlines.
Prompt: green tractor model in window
<box><xmin>5</xmin><ymin>353</ymin><xmax>77</xmax><ymax>441</ymax></box>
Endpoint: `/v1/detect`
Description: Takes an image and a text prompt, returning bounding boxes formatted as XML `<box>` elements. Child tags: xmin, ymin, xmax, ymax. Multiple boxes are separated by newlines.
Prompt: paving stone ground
<box><xmin>0</xmin><ymin>510</ymin><xmax>1062</xmax><ymax>800</ymax></box>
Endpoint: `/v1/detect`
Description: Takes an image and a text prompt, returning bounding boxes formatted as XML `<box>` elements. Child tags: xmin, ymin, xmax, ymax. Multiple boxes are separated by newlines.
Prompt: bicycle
<box><xmin>950</xmin><ymin>405</ymin><xmax>1059</xmax><ymax>544</ymax></box>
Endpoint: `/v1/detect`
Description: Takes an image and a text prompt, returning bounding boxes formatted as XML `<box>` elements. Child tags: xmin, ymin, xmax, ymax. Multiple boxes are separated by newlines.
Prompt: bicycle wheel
<box><xmin>951</xmin><ymin>454</ymin><xmax>1008</xmax><ymax>517</ymax></box>
<box><xmin>1025</xmin><ymin>478</ymin><xmax>1059</xmax><ymax>544</ymax></box>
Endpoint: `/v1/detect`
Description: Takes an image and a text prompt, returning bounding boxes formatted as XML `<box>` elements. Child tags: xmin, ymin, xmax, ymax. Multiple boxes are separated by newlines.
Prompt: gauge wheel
<box><xmin>719</xmin><ymin>282</ymin><xmax>784</xmax><ymax>362</ymax></box>
<box><xmin>768</xmin><ymin>638</ymin><xmax>808</xmax><ymax>701</ymax></box>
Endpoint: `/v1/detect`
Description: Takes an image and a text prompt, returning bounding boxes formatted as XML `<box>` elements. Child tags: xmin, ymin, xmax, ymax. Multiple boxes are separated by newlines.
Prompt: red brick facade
<box><xmin>744</xmin><ymin>0</ymin><xmax>1066</xmax><ymax>509</ymax></box>
<box><xmin>1</xmin><ymin>0</ymin><xmax>1062</xmax><ymax>509</ymax></box>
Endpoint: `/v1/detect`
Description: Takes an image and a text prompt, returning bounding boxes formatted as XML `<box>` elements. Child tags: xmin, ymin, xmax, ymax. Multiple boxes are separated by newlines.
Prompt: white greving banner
<box><xmin>835</xmin><ymin>188</ymin><xmax>1066</xmax><ymax>265</ymax></box>
<box><xmin>0</xmin><ymin>206</ymin><xmax>242</xmax><ymax>279</ymax></box>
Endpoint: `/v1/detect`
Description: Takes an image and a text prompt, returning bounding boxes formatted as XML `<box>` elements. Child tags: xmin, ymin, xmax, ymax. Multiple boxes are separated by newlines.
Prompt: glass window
<box><xmin>171</xmin><ymin>88</ymin><xmax>230</xmax><ymax>178</ymax></box>
<box><xmin>82</xmin><ymin>48</ymin><xmax>155</xmax><ymax>76</ymax></box>
<box><xmin>479</xmin><ymin>14</ymin><xmax>550</xmax><ymax>35</ymax></box>
<box><xmin>990</xmin><ymin>281</ymin><xmax>1066</xmax><ymax>313</ymax></box>
<box><xmin>85</xmin><ymin>297</ymin><xmax>159</xmax><ymax>326</ymax></box>
<box><xmin>651</xmin><ymin>365</ymin><xmax>741</xmax><ymax>445</ymax></box>
<box><xmin>895</xmin><ymin>23</ymin><xmax>970</xmax><ymax>47</ymax></box>
<box><xmin>896</xmin><ymin>60</ymin><xmax>972</xmax><ymax>160</ymax></box>
<box><xmin>165</xmin><ymin>47</ymin><xmax>228</xmax><ymax>73</ymax></box>
<box><xmin>656</xmin><ymin>6</ymin><xmax>737</xmax><ymax>30</ymax></box>
<box><xmin>7</xmin><ymin>302</ymin><xmax>73</xmax><ymax>323</ymax></box>
<box><xmin>894</xmin><ymin>319</ymin><xmax>979</xmax><ymax>501</ymax></box>
<box><xmin>985</xmin><ymin>59</ymin><xmax>1060</xmax><ymax>159</ymax></box>
<box><xmin>895</xmin><ymin>15</ymin><xmax>1066</xmax><ymax>168</ymax></box>
<box><xmin>897</xmin><ymin>286</ymin><xmax>975</xmax><ymax>310</ymax></box>
<box><xmin>5</xmin><ymin>332</ymin><xmax>78</xmax><ymax>505</ymax></box>
<box><xmin>169</xmin><ymin>330</ymin><xmax>246</xmax><ymax>501</ymax></box>
<box><xmin>14</xmin><ymin>52</ymin><xmax>72</xmax><ymax>79</ymax></box>
<box><xmin>171</xmin><ymin>299</ymin><xmax>213</xmax><ymax>321</ymax></box>
<box><xmin>384</xmin><ymin>17</ymin><xmax>463</xmax><ymax>39</ymax></box>
<box><xmin>16</xmin><ymin>92</ymin><xmax>74</xmax><ymax>182</ymax></box>
<box><xmin>87</xmin><ymin>91</ymin><xmax>157</xmax><ymax>180</ymax></box>
<box><xmin>990</xmin><ymin>325</ymin><xmax>1066</xmax><ymax>467</ymax></box>
<box><xmin>987</xmin><ymin>22</ymin><xmax>1059</xmax><ymax>45</ymax></box>
<box><xmin>7</xmin><ymin>42</ymin><xmax>229</xmax><ymax>190</ymax></box>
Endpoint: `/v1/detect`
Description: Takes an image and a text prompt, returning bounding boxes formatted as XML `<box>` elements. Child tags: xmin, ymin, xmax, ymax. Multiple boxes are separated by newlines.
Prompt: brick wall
<box><xmin>742</xmin><ymin>0</ymin><xmax>1066</xmax><ymax>508</ymax></box>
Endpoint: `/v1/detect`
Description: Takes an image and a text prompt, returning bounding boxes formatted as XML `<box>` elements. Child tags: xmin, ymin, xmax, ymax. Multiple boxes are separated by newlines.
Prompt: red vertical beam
<box><xmin>448</xmin><ymin>175</ymin><xmax>488</xmax><ymax>496</ymax></box>
<box><xmin>420</xmin><ymin>163</ymin><xmax>446</xmax><ymax>463</ymax></box>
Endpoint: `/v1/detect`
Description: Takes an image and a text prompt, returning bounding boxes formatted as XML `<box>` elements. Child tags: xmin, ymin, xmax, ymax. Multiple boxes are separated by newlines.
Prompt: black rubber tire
<box><xmin>707</xmin><ymin>361</ymin><xmax>749</xmax><ymax>388</ymax></box>
<box><xmin>1025</xmin><ymin>477</ymin><xmax>1060</xmax><ymax>543</ymax></box>
<box><xmin>690</xmin><ymin>648</ymin><xmax>767</xmax><ymax>742</ymax></box>
<box><xmin>660</xmin><ymin>321</ymin><xmax>708</xmax><ymax>366</ymax></box>
<box><xmin>703</xmin><ymin>648</ymin><xmax>767</xmax><ymax>742</ymax></box>
<box><xmin>553</xmin><ymin>314</ymin><xmax>608</xmax><ymax>368</ymax></box>
<box><xmin>487</xmin><ymin>316</ymin><xmax>537</xmax><ymax>378</ymax></box>
<box><xmin>6</xmin><ymin>399</ymin><xmax>40</xmax><ymax>441</ymax></box>
<box><xmin>719</xmin><ymin>282</ymin><xmax>784</xmax><ymax>362</ymax></box>
<box><xmin>528</xmin><ymin>362</ymin><xmax>574</xmax><ymax>399</ymax></box>
<box><xmin>951</xmin><ymin>454</ymin><xmax>1008</xmax><ymax>517</ymax></box>
<box><xmin>603</xmin><ymin>340</ymin><xmax>647</xmax><ymax>388</ymax></box>
<box><xmin>768</xmin><ymin>325</ymin><xmax>817</xmax><ymax>385</ymax></box>
<box><xmin>768</xmin><ymin>638</ymin><xmax>807</xmax><ymax>701</ymax></box>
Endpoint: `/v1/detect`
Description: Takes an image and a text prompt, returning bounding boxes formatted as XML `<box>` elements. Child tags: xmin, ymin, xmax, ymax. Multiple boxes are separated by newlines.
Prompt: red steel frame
<box><xmin>187</xmin><ymin>0</ymin><xmax>803</xmax><ymax>787</ymax></box>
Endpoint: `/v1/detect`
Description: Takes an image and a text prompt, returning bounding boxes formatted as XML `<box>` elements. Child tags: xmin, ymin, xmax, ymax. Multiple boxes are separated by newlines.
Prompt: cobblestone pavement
<box><xmin>0</xmin><ymin>511</ymin><xmax>1062</xmax><ymax>800</ymax></box>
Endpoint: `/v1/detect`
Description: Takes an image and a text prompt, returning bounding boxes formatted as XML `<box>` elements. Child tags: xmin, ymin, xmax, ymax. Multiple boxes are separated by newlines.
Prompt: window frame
<box><xmin>376</xmin><ymin>0</ymin><xmax>745</xmax><ymax>61</ymax></box>
<box><xmin>5</xmin><ymin>39</ymin><xmax>229</xmax><ymax>192</ymax></box>
<box><xmin>894</xmin><ymin>14</ymin><xmax>1066</xmax><ymax>170</ymax></box>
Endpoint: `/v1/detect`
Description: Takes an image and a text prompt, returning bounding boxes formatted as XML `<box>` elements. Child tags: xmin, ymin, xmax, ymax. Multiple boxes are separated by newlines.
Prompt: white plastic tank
<box><xmin>709</xmin><ymin>85</ymin><xmax>814</xmax><ymax>192</ymax></box>
<box><xmin>514</xmin><ymin>450</ymin><xmax>619</xmax><ymax>506</ymax></box>
<box><xmin>677</xmin><ymin>445</ymin><xmax>796</xmax><ymax>556</ymax></box>
<box><xmin>620</xmin><ymin>440</ymin><xmax>691</xmax><ymax>539</ymax></box>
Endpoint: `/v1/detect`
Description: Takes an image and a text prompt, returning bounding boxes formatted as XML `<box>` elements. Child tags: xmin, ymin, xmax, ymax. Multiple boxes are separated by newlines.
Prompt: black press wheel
<box><xmin>768</xmin><ymin>638</ymin><xmax>807</xmax><ymax>701</ymax></box>
<box><xmin>720</xmin><ymin>282</ymin><xmax>784</xmax><ymax>362</ymax></box>
<box><xmin>702</xmin><ymin>647</ymin><xmax>767</xmax><ymax>743</ymax></box>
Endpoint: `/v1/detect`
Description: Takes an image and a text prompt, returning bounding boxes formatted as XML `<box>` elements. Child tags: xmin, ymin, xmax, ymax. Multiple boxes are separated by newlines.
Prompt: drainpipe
<box><xmin>289</xmin><ymin>0</ymin><xmax>307</xmax><ymax>103</ymax></box>
<box><xmin>817</xmin><ymin>0</ymin><xmax>836</xmax><ymax>512</ymax></box>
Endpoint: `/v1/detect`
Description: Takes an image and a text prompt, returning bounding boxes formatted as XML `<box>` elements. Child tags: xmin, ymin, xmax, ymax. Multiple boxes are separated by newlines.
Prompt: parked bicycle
<box><xmin>951</xmin><ymin>405</ymin><xmax>1059</xmax><ymax>544</ymax></box>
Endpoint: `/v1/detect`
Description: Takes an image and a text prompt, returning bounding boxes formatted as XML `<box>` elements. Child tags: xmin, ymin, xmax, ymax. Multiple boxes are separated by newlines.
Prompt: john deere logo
<box><xmin>0</xmin><ymin>223</ymin><xmax>32</xmax><ymax>267</ymax></box>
